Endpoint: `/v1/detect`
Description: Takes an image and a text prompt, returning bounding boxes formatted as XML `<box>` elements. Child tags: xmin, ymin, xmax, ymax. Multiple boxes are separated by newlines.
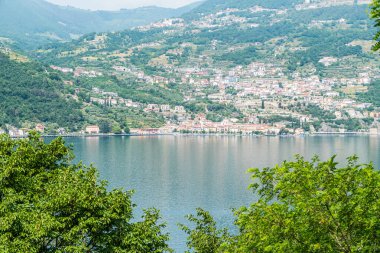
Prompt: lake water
<box><xmin>64</xmin><ymin>135</ymin><xmax>380</xmax><ymax>252</ymax></box>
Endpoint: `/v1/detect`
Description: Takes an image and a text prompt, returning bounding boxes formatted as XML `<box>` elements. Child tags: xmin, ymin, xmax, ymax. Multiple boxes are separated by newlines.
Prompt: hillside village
<box><xmin>2</xmin><ymin>0</ymin><xmax>380</xmax><ymax>137</ymax></box>
<box><xmin>45</xmin><ymin>54</ymin><xmax>380</xmax><ymax>136</ymax></box>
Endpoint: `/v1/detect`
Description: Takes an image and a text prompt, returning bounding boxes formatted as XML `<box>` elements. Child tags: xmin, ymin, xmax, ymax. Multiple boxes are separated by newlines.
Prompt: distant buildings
<box><xmin>370</xmin><ymin>128</ymin><xmax>379</xmax><ymax>135</ymax></box>
<box><xmin>319</xmin><ymin>57</ymin><xmax>338</xmax><ymax>67</ymax></box>
<box><xmin>50</xmin><ymin>65</ymin><xmax>73</xmax><ymax>73</ymax></box>
<box><xmin>8</xmin><ymin>127</ymin><xmax>27</xmax><ymax>138</ymax></box>
<box><xmin>37</xmin><ymin>4</ymin><xmax>380</xmax><ymax>136</ymax></box>
<box><xmin>174</xmin><ymin>106</ymin><xmax>186</xmax><ymax>114</ymax></box>
<box><xmin>85</xmin><ymin>125</ymin><xmax>100</xmax><ymax>134</ymax></box>
<box><xmin>35</xmin><ymin>124</ymin><xmax>45</xmax><ymax>133</ymax></box>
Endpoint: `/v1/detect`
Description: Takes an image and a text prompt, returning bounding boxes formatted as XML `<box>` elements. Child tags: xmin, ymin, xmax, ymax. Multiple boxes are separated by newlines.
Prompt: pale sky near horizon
<box><xmin>46</xmin><ymin>0</ymin><xmax>199</xmax><ymax>10</ymax></box>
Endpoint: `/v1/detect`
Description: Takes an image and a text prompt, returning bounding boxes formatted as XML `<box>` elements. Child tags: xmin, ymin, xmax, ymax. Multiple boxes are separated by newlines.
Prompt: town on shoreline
<box><xmin>2</xmin><ymin>113</ymin><xmax>380</xmax><ymax>139</ymax></box>
<box><xmin>3</xmin><ymin>125</ymin><xmax>380</xmax><ymax>139</ymax></box>
<box><xmin>2</xmin><ymin>0</ymin><xmax>380</xmax><ymax>140</ymax></box>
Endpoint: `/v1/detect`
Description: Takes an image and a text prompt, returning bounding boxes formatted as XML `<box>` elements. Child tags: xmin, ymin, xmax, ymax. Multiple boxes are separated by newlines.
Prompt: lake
<box><xmin>64</xmin><ymin>135</ymin><xmax>380</xmax><ymax>252</ymax></box>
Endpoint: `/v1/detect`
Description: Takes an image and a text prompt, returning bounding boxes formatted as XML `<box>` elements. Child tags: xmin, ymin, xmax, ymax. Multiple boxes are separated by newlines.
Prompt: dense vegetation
<box><xmin>214</xmin><ymin>46</ymin><xmax>259</xmax><ymax>66</ymax></box>
<box><xmin>0</xmin><ymin>133</ymin><xmax>170</xmax><ymax>252</ymax></box>
<box><xmin>358</xmin><ymin>80</ymin><xmax>380</xmax><ymax>107</ymax></box>
<box><xmin>1</xmin><ymin>0</ymin><xmax>379</xmax><ymax>251</ymax></box>
<box><xmin>0</xmin><ymin>53</ymin><xmax>83</xmax><ymax>131</ymax></box>
<box><xmin>2</xmin><ymin>134</ymin><xmax>380</xmax><ymax>252</ymax></box>
<box><xmin>181</xmin><ymin>155</ymin><xmax>380</xmax><ymax>252</ymax></box>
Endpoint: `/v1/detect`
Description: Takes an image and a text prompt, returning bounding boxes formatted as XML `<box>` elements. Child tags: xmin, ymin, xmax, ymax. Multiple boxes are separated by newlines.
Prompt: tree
<box><xmin>179</xmin><ymin>208</ymin><xmax>230</xmax><ymax>253</ymax></box>
<box><xmin>112</xmin><ymin>123</ymin><xmax>123</xmax><ymax>134</ymax></box>
<box><xmin>99</xmin><ymin>120</ymin><xmax>112</xmax><ymax>133</ymax></box>
<box><xmin>183</xmin><ymin>156</ymin><xmax>380</xmax><ymax>252</ymax></box>
<box><xmin>0</xmin><ymin>133</ymin><xmax>171</xmax><ymax>252</ymax></box>
<box><xmin>371</xmin><ymin>0</ymin><xmax>380</xmax><ymax>51</ymax></box>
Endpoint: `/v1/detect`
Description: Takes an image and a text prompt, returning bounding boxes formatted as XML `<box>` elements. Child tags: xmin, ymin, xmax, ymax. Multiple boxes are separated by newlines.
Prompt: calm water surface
<box><xmin>64</xmin><ymin>135</ymin><xmax>380</xmax><ymax>252</ymax></box>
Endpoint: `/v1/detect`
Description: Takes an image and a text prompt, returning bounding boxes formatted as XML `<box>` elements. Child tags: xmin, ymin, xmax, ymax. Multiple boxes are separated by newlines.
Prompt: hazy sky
<box><xmin>46</xmin><ymin>0</ymin><xmax>199</xmax><ymax>10</ymax></box>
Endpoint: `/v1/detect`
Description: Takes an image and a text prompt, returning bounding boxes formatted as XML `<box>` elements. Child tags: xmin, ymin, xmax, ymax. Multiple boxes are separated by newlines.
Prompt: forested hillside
<box><xmin>0</xmin><ymin>53</ymin><xmax>83</xmax><ymax>131</ymax></box>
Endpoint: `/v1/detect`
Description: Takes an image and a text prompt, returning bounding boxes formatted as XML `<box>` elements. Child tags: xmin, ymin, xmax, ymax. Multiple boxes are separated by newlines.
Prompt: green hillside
<box><xmin>37</xmin><ymin>4</ymin><xmax>375</xmax><ymax>71</ymax></box>
<box><xmin>0</xmin><ymin>53</ymin><xmax>84</xmax><ymax>131</ymax></box>
<box><xmin>183</xmin><ymin>0</ymin><xmax>303</xmax><ymax>19</ymax></box>
<box><xmin>2</xmin><ymin>0</ymin><xmax>378</xmax><ymax>133</ymax></box>
<box><xmin>0</xmin><ymin>0</ymin><xmax>201</xmax><ymax>49</ymax></box>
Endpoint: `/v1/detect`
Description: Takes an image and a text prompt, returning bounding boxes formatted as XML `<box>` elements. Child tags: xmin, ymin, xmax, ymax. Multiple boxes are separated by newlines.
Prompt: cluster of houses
<box><xmin>49</xmin><ymin>49</ymin><xmax>380</xmax><ymax>134</ymax></box>
<box><xmin>87</xmin><ymin>87</ymin><xmax>189</xmax><ymax>116</ymax></box>
<box><xmin>297</xmin><ymin>0</ymin><xmax>372</xmax><ymax>10</ymax></box>
<box><xmin>63</xmin><ymin>55</ymin><xmax>380</xmax><ymax>134</ymax></box>
<box><xmin>172</xmin><ymin>114</ymin><xmax>289</xmax><ymax>135</ymax></box>
<box><xmin>192</xmin><ymin>10</ymin><xmax>248</xmax><ymax>29</ymax></box>
<box><xmin>0</xmin><ymin>124</ymin><xmax>102</xmax><ymax>137</ymax></box>
<box><xmin>2</xmin><ymin>124</ymin><xmax>46</xmax><ymax>138</ymax></box>
<box><xmin>131</xmin><ymin>113</ymin><xmax>380</xmax><ymax>136</ymax></box>
<box><xmin>137</xmin><ymin>18</ymin><xmax>185</xmax><ymax>31</ymax></box>
<box><xmin>144</xmin><ymin>104</ymin><xmax>186</xmax><ymax>114</ymax></box>
<box><xmin>44</xmin><ymin>1</ymin><xmax>380</xmax><ymax>136</ymax></box>
<box><xmin>50</xmin><ymin>66</ymin><xmax>103</xmax><ymax>78</ymax></box>
<box><xmin>113</xmin><ymin>65</ymin><xmax>174</xmax><ymax>85</ymax></box>
<box><xmin>165</xmin><ymin>60</ymin><xmax>378</xmax><ymax>124</ymax></box>
<box><xmin>1</xmin><ymin>124</ymin><xmax>101</xmax><ymax>137</ymax></box>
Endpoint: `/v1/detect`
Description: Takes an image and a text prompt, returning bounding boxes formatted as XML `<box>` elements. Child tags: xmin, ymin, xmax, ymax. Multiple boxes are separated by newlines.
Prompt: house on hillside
<box><xmin>85</xmin><ymin>125</ymin><xmax>100</xmax><ymax>134</ymax></box>
<box><xmin>35</xmin><ymin>124</ymin><xmax>45</xmax><ymax>133</ymax></box>
<box><xmin>57</xmin><ymin>128</ymin><xmax>66</xmax><ymax>135</ymax></box>
<box><xmin>8</xmin><ymin>127</ymin><xmax>27</xmax><ymax>138</ymax></box>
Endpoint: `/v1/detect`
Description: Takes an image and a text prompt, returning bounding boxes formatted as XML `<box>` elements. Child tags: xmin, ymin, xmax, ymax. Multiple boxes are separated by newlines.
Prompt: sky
<box><xmin>46</xmin><ymin>0</ymin><xmax>200</xmax><ymax>10</ymax></box>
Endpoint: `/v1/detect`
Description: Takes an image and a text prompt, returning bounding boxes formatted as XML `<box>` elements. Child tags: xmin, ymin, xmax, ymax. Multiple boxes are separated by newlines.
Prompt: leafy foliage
<box><xmin>0</xmin><ymin>133</ymin><xmax>171</xmax><ymax>252</ymax></box>
<box><xmin>179</xmin><ymin>208</ymin><xmax>230</xmax><ymax>253</ymax></box>
<box><xmin>371</xmin><ymin>0</ymin><xmax>380</xmax><ymax>51</ymax></box>
<box><xmin>358</xmin><ymin>80</ymin><xmax>380</xmax><ymax>107</ymax></box>
<box><xmin>183</xmin><ymin>156</ymin><xmax>380</xmax><ymax>252</ymax></box>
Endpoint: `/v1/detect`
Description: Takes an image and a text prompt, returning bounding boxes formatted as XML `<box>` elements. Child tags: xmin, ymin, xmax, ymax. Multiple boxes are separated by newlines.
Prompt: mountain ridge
<box><xmin>0</xmin><ymin>0</ymin><xmax>202</xmax><ymax>49</ymax></box>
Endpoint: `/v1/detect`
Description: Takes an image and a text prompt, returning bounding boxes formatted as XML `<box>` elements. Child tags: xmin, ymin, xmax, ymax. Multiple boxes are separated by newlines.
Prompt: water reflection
<box><xmin>65</xmin><ymin>135</ymin><xmax>380</xmax><ymax>251</ymax></box>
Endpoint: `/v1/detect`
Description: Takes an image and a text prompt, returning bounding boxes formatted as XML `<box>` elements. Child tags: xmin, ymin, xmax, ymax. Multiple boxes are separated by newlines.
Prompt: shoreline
<box><xmin>36</xmin><ymin>132</ymin><xmax>379</xmax><ymax>138</ymax></box>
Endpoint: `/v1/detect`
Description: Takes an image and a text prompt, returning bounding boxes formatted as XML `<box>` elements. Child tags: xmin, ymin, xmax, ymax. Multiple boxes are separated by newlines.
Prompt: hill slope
<box><xmin>183</xmin><ymin>0</ymin><xmax>303</xmax><ymax>19</ymax></box>
<box><xmin>0</xmin><ymin>52</ymin><xmax>84</xmax><ymax>131</ymax></box>
<box><xmin>1</xmin><ymin>0</ymin><xmax>375</xmax><ymax>133</ymax></box>
<box><xmin>0</xmin><ymin>0</ymin><xmax>201</xmax><ymax>49</ymax></box>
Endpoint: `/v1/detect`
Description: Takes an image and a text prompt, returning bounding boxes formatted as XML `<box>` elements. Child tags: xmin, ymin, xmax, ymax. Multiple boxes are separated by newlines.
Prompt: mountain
<box><xmin>12</xmin><ymin>0</ymin><xmax>380</xmax><ymax>132</ymax></box>
<box><xmin>0</xmin><ymin>0</ymin><xmax>202</xmax><ymax>49</ymax></box>
<box><xmin>0</xmin><ymin>47</ymin><xmax>173</xmax><ymax>133</ymax></box>
<box><xmin>38</xmin><ymin>1</ymin><xmax>374</xmax><ymax>70</ymax></box>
